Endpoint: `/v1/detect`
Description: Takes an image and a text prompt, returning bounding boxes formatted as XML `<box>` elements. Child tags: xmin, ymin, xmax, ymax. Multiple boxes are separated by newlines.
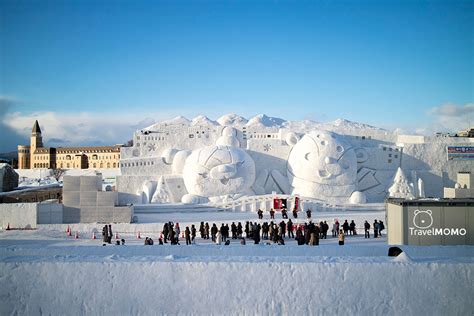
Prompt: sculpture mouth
<box><xmin>220</xmin><ymin>178</ymin><xmax>230</xmax><ymax>185</ymax></box>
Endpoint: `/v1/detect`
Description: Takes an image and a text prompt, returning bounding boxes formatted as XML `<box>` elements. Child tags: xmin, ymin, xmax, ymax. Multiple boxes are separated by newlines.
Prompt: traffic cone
<box><xmin>181</xmin><ymin>232</ymin><xmax>184</xmax><ymax>238</ymax></box>
<box><xmin>136</xmin><ymin>231</ymin><xmax>141</xmax><ymax>239</ymax></box>
<box><xmin>6</xmin><ymin>223</ymin><xmax>10</xmax><ymax>231</ymax></box>
<box><xmin>66</xmin><ymin>225</ymin><xmax>70</xmax><ymax>234</ymax></box>
<box><xmin>75</xmin><ymin>231</ymin><xmax>79</xmax><ymax>239</ymax></box>
<box><xmin>92</xmin><ymin>232</ymin><xmax>96</xmax><ymax>240</ymax></box>
<box><xmin>115</xmin><ymin>232</ymin><xmax>119</xmax><ymax>239</ymax></box>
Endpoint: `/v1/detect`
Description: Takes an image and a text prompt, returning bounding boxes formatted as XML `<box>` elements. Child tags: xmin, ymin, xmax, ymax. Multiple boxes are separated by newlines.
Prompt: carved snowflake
<box><xmin>147</xmin><ymin>143</ymin><xmax>156</xmax><ymax>152</ymax></box>
<box><xmin>263</xmin><ymin>144</ymin><xmax>272</xmax><ymax>152</ymax></box>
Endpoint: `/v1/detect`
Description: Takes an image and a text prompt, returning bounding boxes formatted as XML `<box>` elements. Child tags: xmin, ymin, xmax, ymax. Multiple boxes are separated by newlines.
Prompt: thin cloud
<box><xmin>1</xmin><ymin>111</ymin><xmax>151</xmax><ymax>149</ymax></box>
<box><xmin>426</xmin><ymin>102</ymin><xmax>474</xmax><ymax>133</ymax></box>
<box><xmin>429</xmin><ymin>103</ymin><xmax>474</xmax><ymax>117</ymax></box>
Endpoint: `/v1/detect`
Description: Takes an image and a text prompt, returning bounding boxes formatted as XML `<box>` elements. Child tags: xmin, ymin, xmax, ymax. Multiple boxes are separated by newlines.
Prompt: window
<box><xmin>383</xmin><ymin>147</ymin><xmax>386</xmax><ymax>151</ymax></box>
<box><xmin>100</xmin><ymin>163</ymin><xmax>103</xmax><ymax>168</ymax></box>
<box><xmin>388</xmin><ymin>159</ymin><xmax>392</xmax><ymax>163</ymax></box>
<box><xmin>107</xmin><ymin>163</ymin><xmax>110</xmax><ymax>168</ymax></box>
<box><xmin>93</xmin><ymin>163</ymin><xmax>96</xmax><ymax>168</ymax></box>
<box><xmin>388</xmin><ymin>154</ymin><xmax>392</xmax><ymax>157</ymax></box>
<box><xmin>394</xmin><ymin>155</ymin><xmax>398</xmax><ymax>158</ymax></box>
<box><xmin>92</xmin><ymin>154</ymin><xmax>98</xmax><ymax>160</ymax></box>
<box><xmin>113</xmin><ymin>163</ymin><xmax>116</xmax><ymax>168</ymax></box>
<box><xmin>189</xmin><ymin>134</ymin><xmax>194</xmax><ymax>138</ymax></box>
<box><xmin>389</xmin><ymin>148</ymin><xmax>393</xmax><ymax>151</ymax></box>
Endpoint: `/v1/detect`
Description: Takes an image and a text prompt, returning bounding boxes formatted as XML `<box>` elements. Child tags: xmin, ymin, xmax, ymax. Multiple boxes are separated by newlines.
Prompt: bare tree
<box><xmin>52</xmin><ymin>168</ymin><xmax>66</xmax><ymax>182</ymax></box>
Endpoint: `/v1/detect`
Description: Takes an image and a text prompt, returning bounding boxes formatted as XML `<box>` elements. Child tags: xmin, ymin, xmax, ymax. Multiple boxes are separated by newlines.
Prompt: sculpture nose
<box><xmin>325</xmin><ymin>163</ymin><xmax>343</xmax><ymax>176</ymax></box>
<box><xmin>210</xmin><ymin>164</ymin><xmax>237</xmax><ymax>180</ymax></box>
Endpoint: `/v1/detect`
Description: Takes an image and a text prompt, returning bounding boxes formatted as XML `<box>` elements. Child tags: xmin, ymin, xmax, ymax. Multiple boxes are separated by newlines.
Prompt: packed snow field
<box><xmin>1</xmin><ymin>210</ymin><xmax>473</xmax><ymax>315</ymax></box>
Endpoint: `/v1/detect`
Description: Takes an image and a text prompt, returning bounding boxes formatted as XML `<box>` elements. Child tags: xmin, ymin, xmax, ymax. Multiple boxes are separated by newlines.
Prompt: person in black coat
<box><xmin>185</xmin><ymin>227</ymin><xmax>191</xmax><ymax>245</ymax></box>
<box><xmin>220</xmin><ymin>224</ymin><xmax>226</xmax><ymax>242</ymax></box>
<box><xmin>107</xmin><ymin>225</ymin><xmax>113</xmax><ymax>244</ymax></box>
<box><xmin>237</xmin><ymin>222</ymin><xmax>243</xmax><ymax>238</ymax></box>
<box><xmin>211</xmin><ymin>224</ymin><xmax>218</xmax><ymax>242</ymax></box>
<box><xmin>364</xmin><ymin>221</ymin><xmax>371</xmax><ymax>238</ymax></box>
<box><xmin>205</xmin><ymin>223</ymin><xmax>210</xmax><ymax>239</ymax></box>
<box><xmin>287</xmin><ymin>219</ymin><xmax>294</xmax><ymax>238</ymax></box>
<box><xmin>170</xmin><ymin>229</ymin><xmax>176</xmax><ymax>245</ymax></box>
<box><xmin>379</xmin><ymin>221</ymin><xmax>385</xmax><ymax>237</ymax></box>
<box><xmin>253</xmin><ymin>223</ymin><xmax>261</xmax><ymax>244</ymax></box>
<box><xmin>349</xmin><ymin>220</ymin><xmax>356</xmax><ymax>235</ymax></box>
<box><xmin>296</xmin><ymin>227</ymin><xmax>305</xmax><ymax>245</ymax></box>
<box><xmin>304</xmin><ymin>223</ymin><xmax>311</xmax><ymax>245</ymax></box>
<box><xmin>191</xmin><ymin>225</ymin><xmax>196</xmax><ymax>243</ymax></box>
<box><xmin>163</xmin><ymin>223</ymin><xmax>169</xmax><ymax>243</ymax></box>
<box><xmin>322</xmin><ymin>221</ymin><xmax>329</xmax><ymax>239</ymax></box>
<box><xmin>102</xmin><ymin>225</ymin><xmax>108</xmax><ymax>243</ymax></box>
<box><xmin>199</xmin><ymin>222</ymin><xmax>205</xmax><ymax>239</ymax></box>
<box><xmin>342</xmin><ymin>220</ymin><xmax>349</xmax><ymax>236</ymax></box>
<box><xmin>231</xmin><ymin>222</ymin><xmax>237</xmax><ymax>239</ymax></box>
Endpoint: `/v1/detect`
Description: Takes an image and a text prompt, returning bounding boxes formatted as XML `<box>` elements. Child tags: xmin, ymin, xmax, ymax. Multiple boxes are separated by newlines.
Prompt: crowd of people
<box><xmin>102</xmin><ymin>209</ymin><xmax>385</xmax><ymax>247</ymax></box>
<box><xmin>149</xmin><ymin>209</ymin><xmax>386</xmax><ymax>246</ymax></box>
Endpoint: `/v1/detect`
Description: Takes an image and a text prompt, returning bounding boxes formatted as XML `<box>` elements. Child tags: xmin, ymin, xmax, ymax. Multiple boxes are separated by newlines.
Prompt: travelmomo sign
<box><xmin>447</xmin><ymin>146</ymin><xmax>474</xmax><ymax>161</ymax></box>
<box><xmin>409</xmin><ymin>209</ymin><xmax>467</xmax><ymax>236</ymax></box>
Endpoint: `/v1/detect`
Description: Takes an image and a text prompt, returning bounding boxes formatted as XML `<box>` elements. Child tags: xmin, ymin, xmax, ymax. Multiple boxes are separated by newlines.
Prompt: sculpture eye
<box><xmin>198</xmin><ymin>172</ymin><xmax>208</xmax><ymax>178</ymax></box>
<box><xmin>305</xmin><ymin>152</ymin><xmax>311</xmax><ymax>161</ymax></box>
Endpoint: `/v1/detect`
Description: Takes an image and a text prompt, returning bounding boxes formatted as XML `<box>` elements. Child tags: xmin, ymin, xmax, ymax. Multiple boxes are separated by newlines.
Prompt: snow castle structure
<box><xmin>116</xmin><ymin>114</ymin><xmax>474</xmax><ymax>207</ymax></box>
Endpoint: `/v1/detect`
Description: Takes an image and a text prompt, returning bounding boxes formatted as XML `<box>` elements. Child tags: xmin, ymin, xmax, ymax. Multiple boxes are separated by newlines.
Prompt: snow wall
<box><xmin>1</xmin><ymin>260</ymin><xmax>472</xmax><ymax>315</ymax></box>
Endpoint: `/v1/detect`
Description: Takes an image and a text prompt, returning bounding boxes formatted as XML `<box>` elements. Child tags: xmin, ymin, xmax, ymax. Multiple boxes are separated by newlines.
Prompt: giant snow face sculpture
<box><xmin>287</xmin><ymin>131</ymin><xmax>357</xmax><ymax>202</ymax></box>
<box><xmin>181</xmin><ymin>145</ymin><xmax>256</xmax><ymax>204</ymax></box>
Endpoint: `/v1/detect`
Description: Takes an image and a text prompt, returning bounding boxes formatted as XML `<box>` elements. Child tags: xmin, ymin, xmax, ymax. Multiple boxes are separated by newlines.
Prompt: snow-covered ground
<box><xmin>1</xmin><ymin>208</ymin><xmax>473</xmax><ymax>315</ymax></box>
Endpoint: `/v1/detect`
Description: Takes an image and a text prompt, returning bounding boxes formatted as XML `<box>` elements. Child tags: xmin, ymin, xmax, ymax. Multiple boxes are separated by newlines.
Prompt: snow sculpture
<box><xmin>216</xmin><ymin>126</ymin><xmax>241</xmax><ymax>147</ymax></box>
<box><xmin>181</xmin><ymin>145</ymin><xmax>256</xmax><ymax>204</ymax></box>
<box><xmin>350</xmin><ymin>191</ymin><xmax>367</xmax><ymax>204</ymax></box>
<box><xmin>140</xmin><ymin>180</ymin><xmax>156</xmax><ymax>204</ymax></box>
<box><xmin>286</xmin><ymin>130</ymin><xmax>359</xmax><ymax>203</ymax></box>
<box><xmin>151</xmin><ymin>176</ymin><xmax>172</xmax><ymax>203</ymax></box>
<box><xmin>135</xmin><ymin>125</ymin><xmax>256</xmax><ymax>205</ymax></box>
<box><xmin>388</xmin><ymin>167</ymin><xmax>415</xmax><ymax>199</ymax></box>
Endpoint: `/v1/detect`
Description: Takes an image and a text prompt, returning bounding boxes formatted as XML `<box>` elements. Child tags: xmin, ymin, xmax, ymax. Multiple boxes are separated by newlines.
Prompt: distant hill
<box><xmin>0</xmin><ymin>151</ymin><xmax>17</xmax><ymax>160</ymax></box>
<box><xmin>0</xmin><ymin>151</ymin><xmax>17</xmax><ymax>165</ymax></box>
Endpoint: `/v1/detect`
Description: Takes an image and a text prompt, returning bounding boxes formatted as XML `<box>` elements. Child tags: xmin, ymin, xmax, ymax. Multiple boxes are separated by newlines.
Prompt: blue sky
<box><xmin>0</xmin><ymin>0</ymin><xmax>472</xmax><ymax>151</ymax></box>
